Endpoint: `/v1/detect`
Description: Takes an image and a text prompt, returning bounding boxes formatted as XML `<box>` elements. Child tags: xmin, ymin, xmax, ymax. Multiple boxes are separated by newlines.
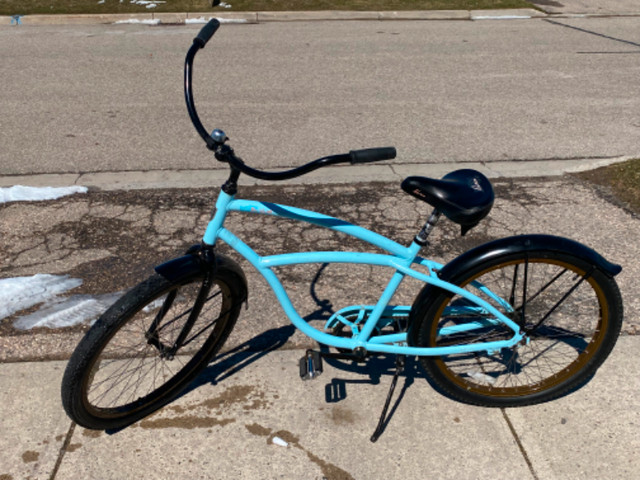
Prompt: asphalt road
<box><xmin>1</xmin><ymin>16</ymin><xmax>640</xmax><ymax>176</ymax></box>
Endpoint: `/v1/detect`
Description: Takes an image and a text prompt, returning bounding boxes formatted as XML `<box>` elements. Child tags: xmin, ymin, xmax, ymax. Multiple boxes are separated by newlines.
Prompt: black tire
<box><xmin>61</xmin><ymin>259</ymin><xmax>246</xmax><ymax>430</ymax></box>
<box><xmin>412</xmin><ymin>250</ymin><xmax>623</xmax><ymax>407</ymax></box>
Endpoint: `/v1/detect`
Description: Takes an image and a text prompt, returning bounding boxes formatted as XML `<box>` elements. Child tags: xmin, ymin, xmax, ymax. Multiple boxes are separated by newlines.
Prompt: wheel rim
<box><xmin>81</xmin><ymin>279</ymin><xmax>232</xmax><ymax>419</ymax></box>
<box><xmin>428</xmin><ymin>258</ymin><xmax>609</xmax><ymax>399</ymax></box>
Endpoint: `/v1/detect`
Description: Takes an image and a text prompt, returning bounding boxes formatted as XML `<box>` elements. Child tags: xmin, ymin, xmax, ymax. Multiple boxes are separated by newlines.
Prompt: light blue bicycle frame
<box><xmin>203</xmin><ymin>190</ymin><xmax>525</xmax><ymax>357</ymax></box>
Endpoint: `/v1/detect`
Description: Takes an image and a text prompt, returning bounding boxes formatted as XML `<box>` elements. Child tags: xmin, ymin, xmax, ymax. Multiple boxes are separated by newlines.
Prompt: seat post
<box><xmin>414</xmin><ymin>209</ymin><xmax>441</xmax><ymax>247</ymax></box>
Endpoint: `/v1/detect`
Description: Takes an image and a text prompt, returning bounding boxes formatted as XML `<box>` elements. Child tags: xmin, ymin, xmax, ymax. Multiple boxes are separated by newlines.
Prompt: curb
<box><xmin>1</xmin><ymin>9</ymin><xmax>545</xmax><ymax>26</ymax></box>
<box><xmin>3</xmin><ymin>9</ymin><xmax>640</xmax><ymax>26</ymax></box>
<box><xmin>0</xmin><ymin>157</ymin><xmax>634</xmax><ymax>192</ymax></box>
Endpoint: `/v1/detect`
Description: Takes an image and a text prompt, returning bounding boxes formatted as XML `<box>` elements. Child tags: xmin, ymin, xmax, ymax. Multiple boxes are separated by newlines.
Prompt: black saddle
<box><xmin>401</xmin><ymin>169</ymin><xmax>494</xmax><ymax>235</ymax></box>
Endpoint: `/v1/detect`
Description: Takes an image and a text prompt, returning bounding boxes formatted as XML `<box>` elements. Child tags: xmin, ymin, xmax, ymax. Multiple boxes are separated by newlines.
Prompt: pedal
<box><xmin>299</xmin><ymin>350</ymin><xmax>323</xmax><ymax>380</ymax></box>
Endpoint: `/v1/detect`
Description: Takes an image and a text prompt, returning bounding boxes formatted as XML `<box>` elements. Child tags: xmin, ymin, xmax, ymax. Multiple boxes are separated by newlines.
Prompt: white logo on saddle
<box><xmin>470</xmin><ymin>177</ymin><xmax>483</xmax><ymax>192</ymax></box>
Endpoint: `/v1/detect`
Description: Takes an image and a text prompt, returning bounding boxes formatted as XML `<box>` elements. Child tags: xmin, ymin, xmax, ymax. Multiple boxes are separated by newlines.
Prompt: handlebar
<box><xmin>349</xmin><ymin>147</ymin><xmax>397</xmax><ymax>164</ymax></box>
<box><xmin>215</xmin><ymin>144</ymin><xmax>397</xmax><ymax>182</ymax></box>
<box><xmin>184</xmin><ymin>19</ymin><xmax>397</xmax><ymax>182</ymax></box>
<box><xmin>193</xmin><ymin>17</ymin><xmax>220</xmax><ymax>48</ymax></box>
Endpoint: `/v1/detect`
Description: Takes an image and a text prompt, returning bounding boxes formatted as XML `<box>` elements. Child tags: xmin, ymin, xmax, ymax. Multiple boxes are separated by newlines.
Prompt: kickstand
<box><xmin>370</xmin><ymin>355</ymin><xmax>406</xmax><ymax>443</ymax></box>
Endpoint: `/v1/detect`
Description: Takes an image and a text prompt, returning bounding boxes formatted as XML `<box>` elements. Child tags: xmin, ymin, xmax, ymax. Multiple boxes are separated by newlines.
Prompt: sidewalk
<box><xmin>2</xmin><ymin>336</ymin><xmax>639</xmax><ymax>480</ymax></box>
<box><xmin>534</xmin><ymin>0</ymin><xmax>640</xmax><ymax>16</ymax></box>
<box><xmin>1</xmin><ymin>165</ymin><xmax>639</xmax><ymax>479</ymax></box>
<box><xmin>2</xmin><ymin>1</ymin><xmax>640</xmax><ymax>27</ymax></box>
<box><xmin>0</xmin><ymin>156</ymin><xmax>634</xmax><ymax>190</ymax></box>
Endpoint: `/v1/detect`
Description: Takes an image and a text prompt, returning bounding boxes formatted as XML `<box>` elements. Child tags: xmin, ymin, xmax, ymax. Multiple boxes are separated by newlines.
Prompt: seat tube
<box><xmin>202</xmin><ymin>190</ymin><xmax>233</xmax><ymax>245</ymax></box>
<box><xmin>414</xmin><ymin>209</ymin><xmax>441</xmax><ymax>247</ymax></box>
<box><xmin>357</xmin><ymin>269</ymin><xmax>406</xmax><ymax>342</ymax></box>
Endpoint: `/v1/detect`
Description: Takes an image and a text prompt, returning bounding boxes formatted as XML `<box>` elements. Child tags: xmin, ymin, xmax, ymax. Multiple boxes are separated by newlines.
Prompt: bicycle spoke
<box><xmin>528</xmin><ymin>267</ymin><xmax>593</xmax><ymax>332</ymax></box>
<box><xmin>516</xmin><ymin>268</ymin><xmax>568</xmax><ymax>313</ymax></box>
<box><xmin>179</xmin><ymin>303</ymin><xmax>234</xmax><ymax>348</ymax></box>
<box><xmin>521</xmin><ymin>257</ymin><xmax>528</xmax><ymax>325</ymax></box>
<box><xmin>91</xmin><ymin>355</ymin><xmax>157</xmax><ymax>407</ymax></box>
<box><xmin>155</xmin><ymin>290</ymin><xmax>222</xmax><ymax>337</ymax></box>
<box><xmin>509</xmin><ymin>263</ymin><xmax>519</xmax><ymax>307</ymax></box>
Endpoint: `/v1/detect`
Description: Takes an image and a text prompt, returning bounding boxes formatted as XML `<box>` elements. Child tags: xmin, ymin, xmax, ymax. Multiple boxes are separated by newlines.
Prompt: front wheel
<box><xmin>412</xmin><ymin>249</ymin><xmax>623</xmax><ymax>407</ymax></box>
<box><xmin>61</xmin><ymin>256</ymin><xmax>246</xmax><ymax>430</ymax></box>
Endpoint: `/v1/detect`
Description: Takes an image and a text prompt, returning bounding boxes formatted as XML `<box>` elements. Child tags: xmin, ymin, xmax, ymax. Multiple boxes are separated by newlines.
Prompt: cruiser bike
<box><xmin>62</xmin><ymin>20</ymin><xmax>623</xmax><ymax>442</ymax></box>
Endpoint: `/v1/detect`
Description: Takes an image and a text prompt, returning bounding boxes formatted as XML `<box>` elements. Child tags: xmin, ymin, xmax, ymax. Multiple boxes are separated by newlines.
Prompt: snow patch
<box><xmin>186</xmin><ymin>17</ymin><xmax>248</xmax><ymax>24</ymax></box>
<box><xmin>0</xmin><ymin>274</ymin><xmax>121</xmax><ymax>330</ymax></box>
<box><xmin>472</xmin><ymin>15</ymin><xmax>531</xmax><ymax>20</ymax></box>
<box><xmin>130</xmin><ymin>0</ymin><xmax>166</xmax><ymax>7</ymax></box>
<box><xmin>467</xmin><ymin>371</ymin><xmax>497</xmax><ymax>385</ymax></box>
<box><xmin>114</xmin><ymin>18</ymin><xmax>161</xmax><ymax>25</ymax></box>
<box><xmin>13</xmin><ymin>292</ymin><xmax>122</xmax><ymax>330</ymax></box>
<box><xmin>0</xmin><ymin>275</ymin><xmax>82</xmax><ymax>320</ymax></box>
<box><xmin>0</xmin><ymin>185</ymin><xmax>87</xmax><ymax>204</ymax></box>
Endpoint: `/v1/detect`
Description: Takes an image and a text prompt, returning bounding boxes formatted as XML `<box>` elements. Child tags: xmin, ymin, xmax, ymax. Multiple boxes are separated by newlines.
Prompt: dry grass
<box><xmin>575</xmin><ymin>159</ymin><xmax>640</xmax><ymax>216</ymax></box>
<box><xmin>0</xmin><ymin>0</ymin><xmax>534</xmax><ymax>16</ymax></box>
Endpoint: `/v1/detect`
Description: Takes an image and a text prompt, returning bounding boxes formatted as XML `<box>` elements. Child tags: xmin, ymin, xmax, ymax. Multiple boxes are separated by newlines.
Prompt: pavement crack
<box><xmin>11</xmin><ymin>239</ymin><xmax>46</xmax><ymax>259</ymax></box>
<box><xmin>501</xmin><ymin>409</ymin><xmax>539</xmax><ymax>480</ymax></box>
<box><xmin>544</xmin><ymin>19</ymin><xmax>640</xmax><ymax>49</ymax></box>
<box><xmin>388</xmin><ymin>164</ymin><xmax>404</xmax><ymax>181</ymax></box>
<box><xmin>48</xmin><ymin>421</ymin><xmax>76</xmax><ymax>480</ymax></box>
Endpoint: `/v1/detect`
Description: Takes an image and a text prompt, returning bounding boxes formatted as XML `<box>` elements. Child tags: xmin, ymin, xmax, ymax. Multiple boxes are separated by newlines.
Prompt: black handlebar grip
<box><xmin>349</xmin><ymin>147</ymin><xmax>397</xmax><ymax>164</ymax></box>
<box><xmin>194</xmin><ymin>19</ymin><xmax>221</xmax><ymax>48</ymax></box>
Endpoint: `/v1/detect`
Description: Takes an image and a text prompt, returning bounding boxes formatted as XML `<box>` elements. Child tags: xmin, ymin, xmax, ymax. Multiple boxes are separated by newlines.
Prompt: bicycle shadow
<box><xmin>186</xmin><ymin>263</ymin><xmax>409</xmax><ymax>391</ymax></box>
<box><xmin>178</xmin><ymin>264</ymin><xmax>335</xmax><ymax>393</ymax></box>
<box><xmin>183</xmin><ymin>263</ymin><xmax>336</xmax><ymax>391</ymax></box>
<box><xmin>105</xmin><ymin>261</ymin><xmax>595</xmax><ymax>437</ymax></box>
<box><xmin>184</xmin><ymin>324</ymin><xmax>297</xmax><ymax>393</ymax></box>
<box><xmin>322</xmin><ymin>354</ymin><xmax>420</xmax><ymax>439</ymax></box>
<box><xmin>182</xmin><ymin>263</ymin><xmax>420</xmax><ymax>439</ymax></box>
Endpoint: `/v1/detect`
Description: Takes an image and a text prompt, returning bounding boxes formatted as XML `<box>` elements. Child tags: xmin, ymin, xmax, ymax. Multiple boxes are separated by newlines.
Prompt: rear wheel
<box><xmin>413</xmin><ymin>250</ymin><xmax>623</xmax><ymax>407</ymax></box>
<box><xmin>62</xmin><ymin>260</ymin><xmax>246</xmax><ymax>430</ymax></box>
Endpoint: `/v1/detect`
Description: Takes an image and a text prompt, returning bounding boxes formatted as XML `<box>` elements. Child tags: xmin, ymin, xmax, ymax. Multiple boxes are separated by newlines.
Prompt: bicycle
<box><xmin>61</xmin><ymin>20</ymin><xmax>623</xmax><ymax>442</ymax></box>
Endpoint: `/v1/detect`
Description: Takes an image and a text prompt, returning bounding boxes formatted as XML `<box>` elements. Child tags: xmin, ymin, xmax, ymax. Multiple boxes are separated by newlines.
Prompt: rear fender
<box><xmin>438</xmin><ymin>234</ymin><xmax>621</xmax><ymax>280</ymax></box>
<box><xmin>407</xmin><ymin>234</ymin><xmax>621</xmax><ymax>345</ymax></box>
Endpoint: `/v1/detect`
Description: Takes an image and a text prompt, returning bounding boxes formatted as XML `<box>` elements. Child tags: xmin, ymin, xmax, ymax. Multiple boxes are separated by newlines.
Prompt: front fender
<box><xmin>154</xmin><ymin>246</ymin><xmax>247</xmax><ymax>289</ymax></box>
<box><xmin>154</xmin><ymin>250</ymin><xmax>208</xmax><ymax>285</ymax></box>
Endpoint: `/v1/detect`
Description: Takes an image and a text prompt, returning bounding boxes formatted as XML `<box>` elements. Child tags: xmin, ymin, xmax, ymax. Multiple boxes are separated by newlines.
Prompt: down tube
<box><xmin>217</xmin><ymin>228</ymin><xmax>364</xmax><ymax>349</ymax></box>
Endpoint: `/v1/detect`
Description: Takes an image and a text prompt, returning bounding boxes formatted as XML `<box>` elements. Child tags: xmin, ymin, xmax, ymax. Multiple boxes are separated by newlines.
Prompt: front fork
<box><xmin>146</xmin><ymin>244</ymin><xmax>217</xmax><ymax>359</ymax></box>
